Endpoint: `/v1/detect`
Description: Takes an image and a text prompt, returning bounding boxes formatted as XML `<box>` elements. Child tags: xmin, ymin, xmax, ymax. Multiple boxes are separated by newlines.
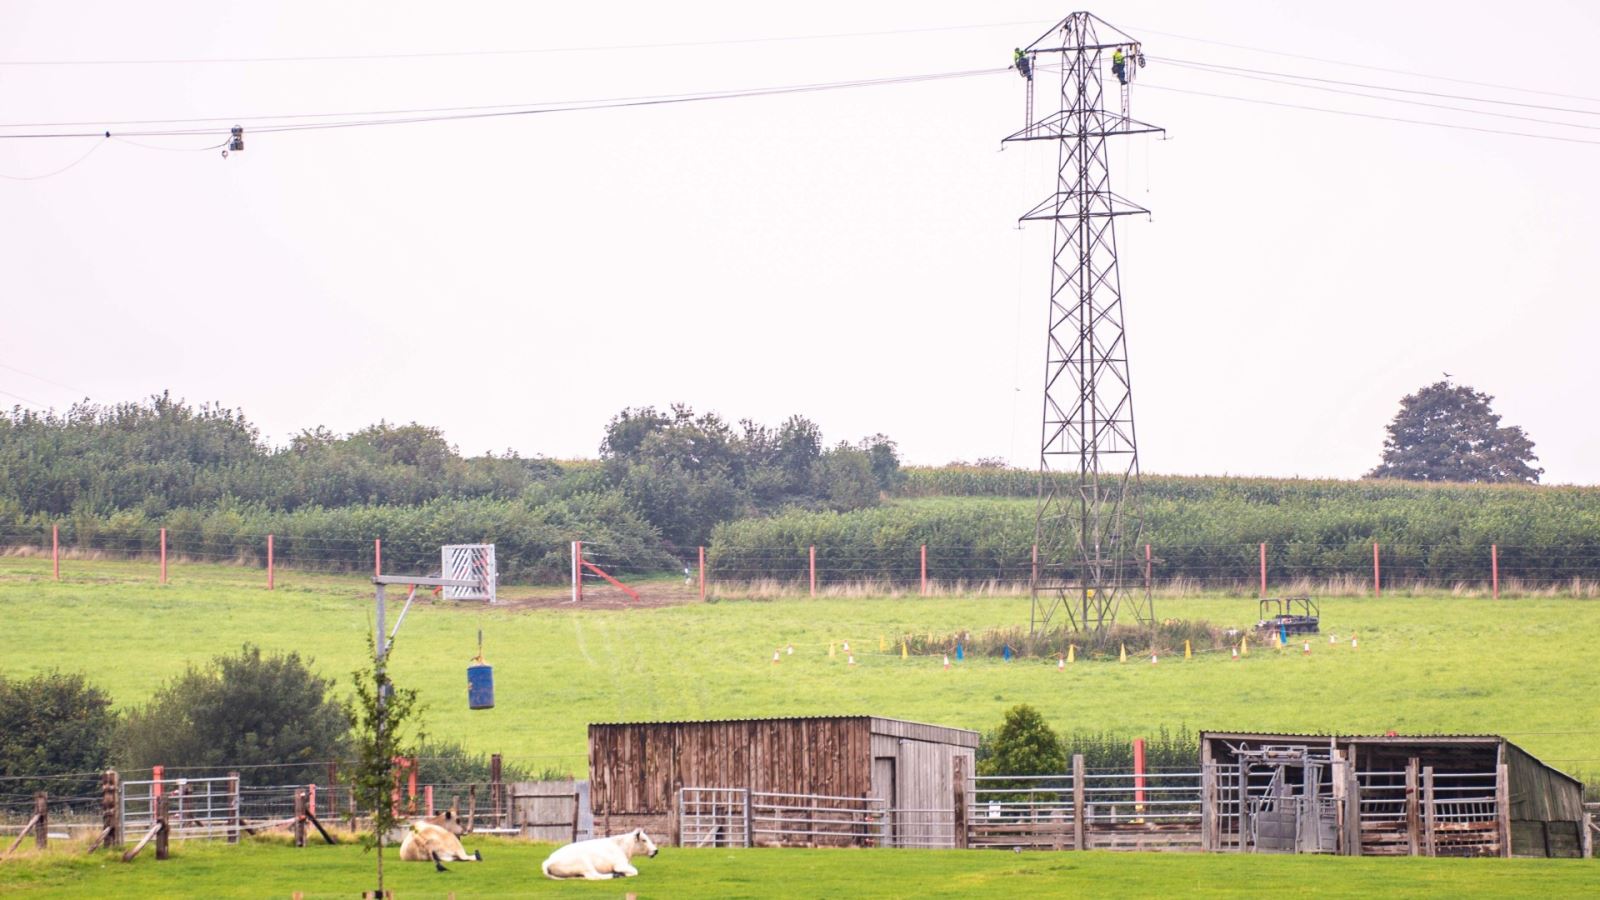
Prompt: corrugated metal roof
<box><xmin>589</xmin><ymin>714</ymin><xmax>979</xmax><ymax>736</ymax></box>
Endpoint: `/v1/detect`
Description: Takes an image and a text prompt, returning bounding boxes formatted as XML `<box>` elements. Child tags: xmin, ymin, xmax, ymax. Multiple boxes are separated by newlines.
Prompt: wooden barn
<box><xmin>1199</xmin><ymin>731</ymin><xmax>1588</xmax><ymax>858</ymax></box>
<box><xmin>588</xmin><ymin>716</ymin><xmax>979</xmax><ymax>847</ymax></box>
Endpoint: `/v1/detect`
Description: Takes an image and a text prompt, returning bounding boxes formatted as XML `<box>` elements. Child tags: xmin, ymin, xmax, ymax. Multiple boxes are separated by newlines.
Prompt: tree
<box><xmin>0</xmin><ymin>671</ymin><xmax>118</xmax><ymax>797</ymax></box>
<box><xmin>977</xmin><ymin>704</ymin><xmax>1066</xmax><ymax>778</ymax></box>
<box><xmin>346</xmin><ymin>637</ymin><xmax>425</xmax><ymax>898</ymax></box>
<box><xmin>1368</xmin><ymin>380</ymin><xmax>1542</xmax><ymax>483</ymax></box>
<box><xmin>119</xmin><ymin>645</ymin><xmax>350</xmax><ymax>787</ymax></box>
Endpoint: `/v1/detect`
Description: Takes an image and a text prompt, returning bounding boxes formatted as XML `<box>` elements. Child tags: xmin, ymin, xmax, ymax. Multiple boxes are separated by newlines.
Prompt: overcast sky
<box><xmin>4</xmin><ymin>1</ymin><xmax>1597</xmax><ymax>483</ymax></box>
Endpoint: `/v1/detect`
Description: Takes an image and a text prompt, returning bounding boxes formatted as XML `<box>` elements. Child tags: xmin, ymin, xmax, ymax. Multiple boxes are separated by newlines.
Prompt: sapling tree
<box><xmin>344</xmin><ymin>636</ymin><xmax>425</xmax><ymax>897</ymax></box>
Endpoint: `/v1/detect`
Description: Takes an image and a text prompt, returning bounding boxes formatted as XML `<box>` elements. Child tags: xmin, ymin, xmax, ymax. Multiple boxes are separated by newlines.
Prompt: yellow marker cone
<box><xmin>1067</xmin><ymin>644</ymin><xmax>1076</xmax><ymax>663</ymax></box>
<box><xmin>1119</xmin><ymin>644</ymin><xmax>1127</xmax><ymax>663</ymax></box>
<box><xmin>829</xmin><ymin>642</ymin><xmax>836</xmax><ymax>658</ymax></box>
<box><xmin>1184</xmin><ymin>639</ymin><xmax>1192</xmax><ymax>660</ymax></box>
<box><xmin>879</xmin><ymin>635</ymin><xmax>886</xmax><ymax>652</ymax></box>
<box><xmin>901</xmin><ymin>641</ymin><xmax>908</xmax><ymax>660</ymax></box>
<box><xmin>1240</xmin><ymin>636</ymin><xmax>1249</xmax><ymax>657</ymax></box>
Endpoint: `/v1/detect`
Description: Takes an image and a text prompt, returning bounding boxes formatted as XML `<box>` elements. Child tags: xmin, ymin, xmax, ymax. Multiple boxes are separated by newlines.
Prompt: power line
<box><xmin>1156</xmin><ymin>58</ymin><xmax>1600</xmax><ymax>133</ymax></box>
<box><xmin>0</xmin><ymin>18</ymin><xmax>1054</xmax><ymax>66</ymax></box>
<box><xmin>1126</xmin><ymin>23</ymin><xmax>1600</xmax><ymax>104</ymax></box>
<box><xmin>0</xmin><ymin>361</ymin><xmax>92</xmax><ymax>396</ymax></box>
<box><xmin>1140</xmin><ymin>82</ymin><xmax>1600</xmax><ymax>147</ymax></box>
<box><xmin>1152</xmin><ymin>55</ymin><xmax>1600</xmax><ymax>117</ymax></box>
<box><xmin>0</xmin><ymin>137</ymin><xmax>107</xmax><ymax>180</ymax></box>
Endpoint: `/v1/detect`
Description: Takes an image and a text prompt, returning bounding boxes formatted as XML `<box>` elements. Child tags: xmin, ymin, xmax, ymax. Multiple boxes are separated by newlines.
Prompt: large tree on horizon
<box><xmin>1367</xmin><ymin>380</ymin><xmax>1542</xmax><ymax>483</ymax></box>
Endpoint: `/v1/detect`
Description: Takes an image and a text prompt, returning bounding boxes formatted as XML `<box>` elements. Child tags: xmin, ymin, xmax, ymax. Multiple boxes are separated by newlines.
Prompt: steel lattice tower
<box><xmin>1006</xmin><ymin>13</ymin><xmax>1163</xmax><ymax>634</ymax></box>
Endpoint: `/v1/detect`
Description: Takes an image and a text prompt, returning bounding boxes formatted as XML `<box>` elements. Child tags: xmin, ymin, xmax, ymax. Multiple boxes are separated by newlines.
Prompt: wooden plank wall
<box><xmin>591</xmin><ymin>719</ymin><xmax>874</xmax><ymax>816</ymax></box>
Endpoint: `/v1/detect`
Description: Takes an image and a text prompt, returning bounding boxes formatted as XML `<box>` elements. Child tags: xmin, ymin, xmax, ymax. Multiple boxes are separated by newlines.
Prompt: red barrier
<box><xmin>1133</xmin><ymin>738</ymin><xmax>1146</xmax><ymax>812</ymax></box>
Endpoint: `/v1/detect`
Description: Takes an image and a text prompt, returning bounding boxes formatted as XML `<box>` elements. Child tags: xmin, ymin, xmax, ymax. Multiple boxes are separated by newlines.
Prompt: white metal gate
<box><xmin>121</xmin><ymin>777</ymin><xmax>239</xmax><ymax>840</ymax></box>
<box><xmin>442</xmin><ymin>544</ymin><xmax>496</xmax><ymax>602</ymax></box>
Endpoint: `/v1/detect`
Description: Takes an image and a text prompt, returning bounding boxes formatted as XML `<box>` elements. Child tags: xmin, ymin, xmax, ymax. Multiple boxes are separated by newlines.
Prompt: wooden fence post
<box><xmin>1071</xmin><ymin>754</ymin><xmax>1086</xmax><ymax>851</ymax></box>
<box><xmin>1373</xmin><ymin>542</ymin><xmax>1381</xmax><ymax>597</ymax></box>
<box><xmin>1496</xmin><ymin>763</ymin><xmax>1511</xmax><ymax>858</ymax></box>
<box><xmin>698</xmin><ymin>546</ymin><xmax>705</xmax><ymax>601</ymax></box>
<box><xmin>741</xmin><ymin>788</ymin><xmax>753</xmax><ymax>849</ymax></box>
<box><xmin>952</xmin><ymin>755</ymin><xmax>969</xmax><ymax>849</ymax></box>
<box><xmin>52</xmin><ymin>523</ymin><xmax>60</xmax><ymax>581</ymax></box>
<box><xmin>33</xmin><ymin>792</ymin><xmax>48</xmax><ymax>850</ymax></box>
<box><xmin>1200</xmin><ymin>763</ymin><xmax>1216</xmax><ymax>851</ymax></box>
<box><xmin>155</xmin><ymin>792</ymin><xmax>169</xmax><ymax>861</ymax></box>
<box><xmin>1404</xmin><ymin>757</ymin><xmax>1419</xmax><ymax>855</ymax></box>
<box><xmin>159</xmin><ymin>528</ymin><xmax>167</xmax><ymax>584</ymax></box>
<box><xmin>1421</xmin><ymin>767</ymin><xmax>1436</xmax><ymax>857</ymax></box>
<box><xmin>1259</xmin><ymin>543</ymin><xmax>1267</xmax><ymax>597</ymax></box>
<box><xmin>1133</xmin><ymin>739</ymin><xmax>1146</xmax><ymax>816</ymax></box>
<box><xmin>920</xmin><ymin>544</ymin><xmax>928</xmax><ymax>596</ymax></box>
<box><xmin>294</xmin><ymin>789</ymin><xmax>308</xmax><ymax>848</ymax></box>
<box><xmin>228</xmin><ymin>772</ymin><xmax>240</xmax><ymax>844</ymax></box>
<box><xmin>490</xmin><ymin>754</ymin><xmax>503</xmax><ymax>829</ymax></box>
<box><xmin>103</xmin><ymin>769</ymin><xmax>121</xmax><ymax>848</ymax></box>
<box><xmin>267</xmin><ymin>534</ymin><xmax>275</xmax><ymax>590</ymax></box>
<box><xmin>1491</xmin><ymin>544</ymin><xmax>1499</xmax><ymax>600</ymax></box>
<box><xmin>808</xmin><ymin>546</ymin><xmax>816</xmax><ymax>597</ymax></box>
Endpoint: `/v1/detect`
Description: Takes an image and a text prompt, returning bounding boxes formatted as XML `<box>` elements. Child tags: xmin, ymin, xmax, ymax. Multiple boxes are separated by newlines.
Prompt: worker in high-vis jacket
<box><xmin>1112</xmin><ymin>47</ymin><xmax>1128</xmax><ymax>84</ymax></box>
<box><xmin>1014</xmin><ymin>47</ymin><xmax>1032</xmax><ymax>80</ymax></box>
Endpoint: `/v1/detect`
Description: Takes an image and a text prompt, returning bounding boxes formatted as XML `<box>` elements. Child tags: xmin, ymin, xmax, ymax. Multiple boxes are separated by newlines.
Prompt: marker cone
<box><xmin>1057</xmin><ymin>656</ymin><xmax>1065</xmax><ymax>672</ymax></box>
<box><xmin>879</xmin><ymin>635</ymin><xmax>886</xmax><ymax>652</ymax></box>
<box><xmin>1240</xmin><ymin>636</ymin><xmax>1249</xmax><ymax>657</ymax></box>
<box><xmin>847</xmin><ymin>654</ymin><xmax>856</xmax><ymax>667</ymax></box>
<box><xmin>1232</xmin><ymin>647</ymin><xmax>1239</xmax><ymax>661</ymax></box>
<box><xmin>842</xmin><ymin>641</ymin><xmax>850</xmax><ymax>654</ymax></box>
<box><xmin>1119</xmin><ymin>644</ymin><xmax>1127</xmax><ymax>663</ymax></box>
<box><xmin>1329</xmin><ymin>634</ymin><xmax>1337</xmax><ymax>645</ymax></box>
<box><xmin>787</xmin><ymin>644</ymin><xmax>794</xmax><ymax>655</ymax></box>
<box><xmin>943</xmin><ymin>654</ymin><xmax>951</xmax><ymax>670</ymax></box>
<box><xmin>772</xmin><ymin>650</ymin><xmax>781</xmax><ymax>665</ymax></box>
<box><xmin>1150</xmin><ymin>653</ymin><xmax>1158</xmax><ymax>665</ymax></box>
<box><xmin>1351</xmin><ymin>635</ymin><xmax>1359</xmax><ymax>649</ymax></box>
<box><xmin>1303</xmin><ymin>641</ymin><xmax>1311</xmax><ymax>655</ymax></box>
<box><xmin>901</xmin><ymin>641</ymin><xmax>908</xmax><ymax>660</ymax></box>
<box><xmin>1067</xmin><ymin>644</ymin><xmax>1076</xmax><ymax>664</ymax></box>
<box><xmin>1184</xmin><ymin>639</ymin><xmax>1192</xmax><ymax>660</ymax></box>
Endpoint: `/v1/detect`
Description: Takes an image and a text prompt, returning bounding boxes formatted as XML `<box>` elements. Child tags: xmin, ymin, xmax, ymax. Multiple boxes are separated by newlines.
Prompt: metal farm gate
<box><xmin>677</xmin><ymin>787</ymin><xmax>952</xmax><ymax>849</ymax></box>
<box><xmin>121</xmin><ymin>777</ymin><xmax>240</xmax><ymax>841</ymax></box>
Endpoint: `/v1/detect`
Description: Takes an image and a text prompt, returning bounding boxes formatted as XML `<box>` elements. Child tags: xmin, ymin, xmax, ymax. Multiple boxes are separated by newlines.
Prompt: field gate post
<box><xmin>1404</xmin><ymin>757</ymin><xmax>1419</xmax><ymax>855</ymax></box>
<box><xmin>1343</xmin><ymin>755</ymin><xmax>1361</xmax><ymax>856</ymax></box>
<box><xmin>294</xmin><ymin>789</ymin><xmax>308</xmax><ymax>848</ymax></box>
<box><xmin>1133</xmin><ymin>738</ymin><xmax>1147</xmax><ymax>815</ymax></box>
<box><xmin>490</xmin><ymin>754</ymin><xmax>503</xmax><ymax>828</ymax></box>
<box><xmin>698</xmin><ymin>546</ymin><xmax>706</xmax><ymax>601</ymax></box>
<box><xmin>1491</xmin><ymin>544</ymin><xmax>1499</xmax><ymax>599</ymax></box>
<box><xmin>1495</xmin><ymin>763</ymin><xmax>1511</xmax><ymax>858</ymax></box>
<box><xmin>102</xmin><ymin>769</ymin><xmax>121</xmax><ymax>848</ymax></box>
<box><xmin>33</xmin><ymin>792</ymin><xmax>47</xmax><ymax>850</ymax></box>
<box><xmin>52</xmin><ymin>523</ymin><xmax>60</xmax><ymax>581</ymax></box>
<box><xmin>741</xmin><ymin>788</ymin><xmax>753</xmax><ymax>848</ymax></box>
<box><xmin>374</xmin><ymin>538</ymin><xmax>381</xmax><ymax>577</ymax></box>
<box><xmin>228</xmin><ymin>772</ymin><xmax>240</xmax><ymax>844</ymax></box>
<box><xmin>1421</xmin><ymin>766</ymin><xmax>1436</xmax><ymax>857</ymax></box>
<box><xmin>1072</xmin><ymin>754</ymin><xmax>1086</xmax><ymax>851</ymax></box>
<box><xmin>808</xmin><ymin>546</ymin><xmax>816</xmax><ymax>597</ymax></box>
<box><xmin>159</xmin><ymin>528</ymin><xmax>167</xmax><ymax>584</ymax></box>
<box><xmin>155</xmin><ymin>792</ymin><xmax>170</xmax><ymax>861</ymax></box>
<box><xmin>920</xmin><ymin>544</ymin><xmax>928</xmax><ymax>596</ymax></box>
<box><xmin>1200</xmin><ymin>763</ymin><xmax>1216</xmax><ymax>851</ymax></box>
<box><xmin>952</xmin><ymin>755</ymin><xmax>968</xmax><ymax>849</ymax></box>
<box><xmin>267</xmin><ymin>534</ymin><xmax>275</xmax><ymax>590</ymax></box>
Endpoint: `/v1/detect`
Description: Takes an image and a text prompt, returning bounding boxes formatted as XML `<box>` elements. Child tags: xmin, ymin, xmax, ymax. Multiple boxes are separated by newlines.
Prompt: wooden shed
<box><xmin>1199</xmin><ymin>731</ymin><xmax>1588</xmax><ymax>858</ymax></box>
<box><xmin>589</xmin><ymin>716</ymin><xmax>979</xmax><ymax>846</ymax></box>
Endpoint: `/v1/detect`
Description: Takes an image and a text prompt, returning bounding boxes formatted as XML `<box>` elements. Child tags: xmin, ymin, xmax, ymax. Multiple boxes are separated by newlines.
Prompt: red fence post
<box><xmin>1259</xmin><ymin>542</ymin><xmax>1267</xmax><ymax>597</ymax></box>
<box><xmin>698</xmin><ymin>546</ymin><xmax>706</xmax><ymax>601</ymax></box>
<box><xmin>52</xmin><ymin>524</ymin><xmax>60</xmax><ymax>581</ymax></box>
<box><xmin>1133</xmin><ymin>738</ymin><xmax>1147</xmax><ymax>813</ymax></box>
<box><xmin>374</xmin><ymin>538</ymin><xmax>382</xmax><ymax>578</ymax></box>
<box><xmin>574</xmin><ymin>541</ymin><xmax>583</xmax><ymax>604</ymax></box>
<box><xmin>267</xmin><ymin>534</ymin><xmax>275</xmax><ymax>591</ymax></box>
<box><xmin>159</xmin><ymin>527</ymin><xmax>168</xmax><ymax>584</ymax></box>
<box><xmin>1145</xmin><ymin>543</ymin><xmax>1152</xmax><ymax>593</ymax></box>
<box><xmin>1373</xmin><ymin>542</ymin><xmax>1381</xmax><ymax>597</ymax></box>
<box><xmin>152</xmin><ymin>765</ymin><xmax>164</xmax><ymax>799</ymax></box>
<box><xmin>920</xmin><ymin>544</ymin><xmax>927</xmax><ymax>596</ymax></box>
<box><xmin>1491</xmin><ymin>544</ymin><xmax>1499</xmax><ymax>600</ymax></box>
<box><xmin>808</xmin><ymin>546</ymin><xmax>816</xmax><ymax>597</ymax></box>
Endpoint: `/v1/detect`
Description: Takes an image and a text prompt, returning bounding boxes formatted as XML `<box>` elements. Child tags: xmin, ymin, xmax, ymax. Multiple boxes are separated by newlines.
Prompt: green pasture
<box><xmin>0</xmin><ymin>838</ymin><xmax>1595</xmax><ymax>898</ymax></box>
<box><xmin>0</xmin><ymin>557</ymin><xmax>1596</xmax><ymax>780</ymax></box>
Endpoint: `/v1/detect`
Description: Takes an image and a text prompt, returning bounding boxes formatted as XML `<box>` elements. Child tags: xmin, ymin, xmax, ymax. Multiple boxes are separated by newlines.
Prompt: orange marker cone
<box><xmin>1302</xmin><ymin>641</ymin><xmax>1311</xmax><ymax>655</ymax></box>
<box><xmin>1351</xmin><ymin>634</ymin><xmax>1359</xmax><ymax>649</ymax></box>
<box><xmin>842</xmin><ymin>641</ymin><xmax>851</xmax><ymax>655</ymax></box>
<box><xmin>1057</xmin><ymin>655</ymin><xmax>1065</xmax><ymax>672</ymax></box>
<box><xmin>772</xmin><ymin>650</ymin><xmax>781</xmax><ymax>665</ymax></box>
<box><xmin>943</xmin><ymin>654</ymin><xmax>951</xmax><ymax>670</ymax></box>
<box><xmin>1232</xmin><ymin>647</ymin><xmax>1239</xmax><ymax>661</ymax></box>
<box><xmin>1150</xmin><ymin>653</ymin><xmax>1158</xmax><ymax>665</ymax></box>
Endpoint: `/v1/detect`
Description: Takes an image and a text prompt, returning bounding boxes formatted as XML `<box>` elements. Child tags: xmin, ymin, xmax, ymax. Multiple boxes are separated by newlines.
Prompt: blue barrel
<box><xmin>467</xmin><ymin>663</ymin><xmax>494</xmax><ymax>710</ymax></box>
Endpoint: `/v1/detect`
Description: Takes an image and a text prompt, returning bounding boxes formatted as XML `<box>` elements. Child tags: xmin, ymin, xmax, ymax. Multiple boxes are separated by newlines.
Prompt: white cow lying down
<box><xmin>541</xmin><ymin>829</ymin><xmax>659</xmax><ymax>880</ymax></box>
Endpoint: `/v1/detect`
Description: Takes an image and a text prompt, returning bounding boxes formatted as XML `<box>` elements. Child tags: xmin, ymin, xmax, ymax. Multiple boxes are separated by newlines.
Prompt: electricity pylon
<box><xmin>1006</xmin><ymin>12</ymin><xmax>1162</xmax><ymax>634</ymax></box>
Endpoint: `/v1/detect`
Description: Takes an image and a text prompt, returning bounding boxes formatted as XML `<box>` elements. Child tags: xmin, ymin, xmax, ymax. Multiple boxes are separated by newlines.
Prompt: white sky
<box><xmin>3</xmin><ymin>1</ymin><xmax>1597</xmax><ymax>483</ymax></box>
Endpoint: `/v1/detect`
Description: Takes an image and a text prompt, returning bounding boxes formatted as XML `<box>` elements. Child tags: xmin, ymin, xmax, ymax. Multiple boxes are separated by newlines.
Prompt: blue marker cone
<box><xmin>956</xmin><ymin>643</ymin><xmax>964</xmax><ymax>662</ymax></box>
<box><xmin>1003</xmin><ymin>644</ymin><xmax>1013</xmax><ymax>662</ymax></box>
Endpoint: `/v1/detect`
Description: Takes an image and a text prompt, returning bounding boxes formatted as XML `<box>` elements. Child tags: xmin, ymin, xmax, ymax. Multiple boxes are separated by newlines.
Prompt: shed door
<box><xmin>872</xmin><ymin>757</ymin><xmax>896</xmax><ymax>845</ymax></box>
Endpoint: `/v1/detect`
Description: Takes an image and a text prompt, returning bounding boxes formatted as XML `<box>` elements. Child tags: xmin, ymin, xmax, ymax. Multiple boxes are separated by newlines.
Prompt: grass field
<box><xmin>0</xmin><ymin>556</ymin><xmax>1597</xmax><ymax>780</ymax></box>
<box><xmin>0</xmin><ymin>837</ymin><xmax>1595</xmax><ymax>898</ymax></box>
